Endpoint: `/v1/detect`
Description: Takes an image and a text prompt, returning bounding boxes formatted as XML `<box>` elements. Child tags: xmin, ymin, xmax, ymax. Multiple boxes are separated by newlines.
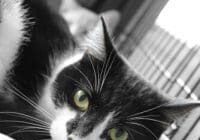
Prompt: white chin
<box><xmin>50</xmin><ymin>108</ymin><xmax>76</xmax><ymax>140</ymax></box>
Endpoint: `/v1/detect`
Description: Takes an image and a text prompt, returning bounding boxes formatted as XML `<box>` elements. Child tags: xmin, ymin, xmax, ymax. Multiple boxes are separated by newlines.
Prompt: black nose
<box><xmin>68</xmin><ymin>136</ymin><xmax>73</xmax><ymax>140</ymax></box>
<box><xmin>67</xmin><ymin>120</ymin><xmax>78</xmax><ymax>134</ymax></box>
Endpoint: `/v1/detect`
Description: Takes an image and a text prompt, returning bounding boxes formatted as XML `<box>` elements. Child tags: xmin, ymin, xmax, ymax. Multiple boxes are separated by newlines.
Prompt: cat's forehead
<box><xmin>54</xmin><ymin>54</ymin><xmax>164</xmax><ymax>109</ymax></box>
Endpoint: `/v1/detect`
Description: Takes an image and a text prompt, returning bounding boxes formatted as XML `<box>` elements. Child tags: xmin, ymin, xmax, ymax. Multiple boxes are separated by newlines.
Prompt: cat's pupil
<box><xmin>79</xmin><ymin>95</ymin><xmax>87</xmax><ymax>102</ymax></box>
<box><xmin>115</xmin><ymin>129</ymin><xmax>124</xmax><ymax>137</ymax></box>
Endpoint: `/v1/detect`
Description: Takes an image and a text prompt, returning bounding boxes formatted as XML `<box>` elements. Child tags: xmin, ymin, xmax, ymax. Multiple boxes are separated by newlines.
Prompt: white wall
<box><xmin>156</xmin><ymin>0</ymin><xmax>200</xmax><ymax>47</ymax></box>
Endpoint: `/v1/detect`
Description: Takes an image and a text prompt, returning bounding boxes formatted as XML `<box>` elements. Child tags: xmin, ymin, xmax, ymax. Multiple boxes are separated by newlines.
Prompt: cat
<box><xmin>0</xmin><ymin>0</ymin><xmax>200</xmax><ymax>140</ymax></box>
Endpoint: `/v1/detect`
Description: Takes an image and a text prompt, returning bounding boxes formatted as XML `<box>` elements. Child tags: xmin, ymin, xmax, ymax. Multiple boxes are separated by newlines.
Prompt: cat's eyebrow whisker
<box><xmin>64</xmin><ymin>75</ymin><xmax>92</xmax><ymax>96</ymax></box>
<box><xmin>0</xmin><ymin>112</ymin><xmax>49</xmax><ymax>126</ymax></box>
<box><xmin>73</xmin><ymin>66</ymin><xmax>94</xmax><ymax>91</ymax></box>
<box><xmin>87</xmin><ymin>54</ymin><xmax>98</xmax><ymax>92</ymax></box>
<box><xmin>96</xmin><ymin>64</ymin><xmax>101</xmax><ymax>93</ymax></box>
<box><xmin>100</xmin><ymin>49</ymin><xmax>116</xmax><ymax>92</ymax></box>
<box><xmin>64</xmin><ymin>75</ymin><xmax>91</xmax><ymax>92</ymax></box>
<box><xmin>98</xmin><ymin>50</ymin><xmax>113</xmax><ymax>93</ymax></box>
<box><xmin>126</xmin><ymin>122</ymin><xmax>158</xmax><ymax>140</ymax></box>
<box><xmin>100</xmin><ymin>50</ymin><xmax>113</xmax><ymax>89</ymax></box>
<box><xmin>6</xmin><ymin>82</ymin><xmax>54</xmax><ymax>120</ymax></box>
<box><xmin>64</xmin><ymin>75</ymin><xmax>84</xmax><ymax>87</ymax></box>
<box><xmin>98</xmin><ymin>51</ymin><xmax>109</xmax><ymax>93</ymax></box>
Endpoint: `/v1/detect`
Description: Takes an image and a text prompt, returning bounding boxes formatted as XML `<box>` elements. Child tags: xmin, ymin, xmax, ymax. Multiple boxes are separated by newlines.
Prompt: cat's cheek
<box><xmin>50</xmin><ymin>108</ymin><xmax>76</xmax><ymax>140</ymax></box>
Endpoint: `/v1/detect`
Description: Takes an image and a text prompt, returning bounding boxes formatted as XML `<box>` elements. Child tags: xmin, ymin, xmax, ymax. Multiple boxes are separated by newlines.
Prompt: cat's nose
<box><xmin>68</xmin><ymin>137</ymin><xmax>73</xmax><ymax>140</ymax></box>
<box><xmin>68</xmin><ymin>135</ymin><xmax>75</xmax><ymax>140</ymax></box>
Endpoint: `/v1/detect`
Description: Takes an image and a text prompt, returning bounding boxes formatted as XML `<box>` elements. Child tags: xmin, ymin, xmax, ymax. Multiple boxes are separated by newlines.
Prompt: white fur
<box><xmin>42</xmin><ymin>53</ymin><xmax>83</xmax><ymax>137</ymax></box>
<box><xmin>39</xmin><ymin>52</ymin><xmax>84</xmax><ymax>118</ymax></box>
<box><xmin>0</xmin><ymin>0</ymin><xmax>27</xmax><ymax>87</ymax></box>
<box><xmin>0</xmin><ymin>133</ymin><xmax>14</xmax><ymax>140</ymax></box>
<box><xmin>50</xmin><ymin>107</ymin><xmax>77</xmax><ymax>140</ymax></box>
<box><xmin>53</xmin><ymin>52</ymin><xmax>85</xmax><ymax>80</ymax></box>
<box><xmin>40</xmin><ymin>52</ymin><xmax>84</xmax><ymax>115</ymax></box>
<box><xmin>40</xmin><ymin>51</ymin><xmax>113</xmax><ymax>140</ymax></box>
<box><xmin>40</xmin><ymin>53</ymin><xmax>84</xmax><ymax>139</ymax></box>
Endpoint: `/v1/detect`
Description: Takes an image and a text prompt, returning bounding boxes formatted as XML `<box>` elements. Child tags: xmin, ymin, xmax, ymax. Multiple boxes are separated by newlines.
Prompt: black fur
<box><xmin>10</xmin><ymin>0</ymin><xmax>75</xmax><ymax>97</ymax></box>
<box><xmin>0</xmin><ymin>0</ymin><xmax>196</xmax><ymax>140</ymax></box>
<box><xmin>0</xmin><ymin>0</ymin><xmax>75</xmax><ymax>139</ymax></box>
<box><xmin>53</xmin><ymin>26</ymin><xmax>170</xmax><ymax>140</ymax></box>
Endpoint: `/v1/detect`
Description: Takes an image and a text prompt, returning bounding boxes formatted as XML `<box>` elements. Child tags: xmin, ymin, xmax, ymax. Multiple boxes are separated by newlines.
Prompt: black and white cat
<box><xmin>0</xmin><ymin>0</ymin><xmax>200</xmax><ymax>140</ymax></box>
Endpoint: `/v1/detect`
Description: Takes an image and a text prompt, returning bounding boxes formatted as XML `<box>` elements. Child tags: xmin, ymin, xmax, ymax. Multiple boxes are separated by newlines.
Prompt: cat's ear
<box><xmin>161</xmin><ymin>98</ymin><xmax>200</xmax><ymax>120</ymax></box>
<box><xmin>100</xmin><ymin>10</ymin><xmax>121</xmax><ymax>36</ymax></box>
<box><xmin>83</xmin><ymin>17</ymin><xmax>115</xmax><ymax>60</ymax></box>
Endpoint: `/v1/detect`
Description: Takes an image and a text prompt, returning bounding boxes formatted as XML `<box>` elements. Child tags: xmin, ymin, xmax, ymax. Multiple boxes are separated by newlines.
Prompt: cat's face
<box><xmin>39</xmin><ymin>19</ymin><xmax>200</xmax><ymax>140</ymax></box>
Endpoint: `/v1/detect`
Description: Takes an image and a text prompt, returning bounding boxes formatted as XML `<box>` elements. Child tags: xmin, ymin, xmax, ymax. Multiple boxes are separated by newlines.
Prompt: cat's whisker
<box><xmin>96</xmin><ymin>64</ymin><xmax>101</xmax><ymax>93</ymax></box>
<box><xmin>9</xmin><ymin>126</ymin><xmax>49</xmax><ymax>136</ymax></box>
<box><xmin>125</xmin><ymin>128</ymin><xmax>136</xmax><ymax>140</ymax></box>
<box><xmin>0</xmin><ymin>112</ymin><xmax>49</xmax><ymax>126</ymax></box>
<box><xmin>73</xmin><ymin>66</ymin><xmax>94</xmax><ymax>91</ymax></box>
<box><xmin>6</xmin><ymin>82</ymin><xmax>54</xmax><ymax>120</ymax></box>
<box><xmin>64</xmin><ymin>75</ymin><xmax>84</xmax><ymax>88</ymax></box>
<box><xmin>64</xmin><ymin>74</ymin><xmax>92</xmax><ymax>92</ymax></box>
<box><xmin>10</xmin><ymin>129</ymin><xmax>49</xmax><ymax>137</ymax></box>
<box><xmin>126</xmin><ymin>122</ymin><xmax>158</xmax><ymax>140</ymax></box>
<box><xmin>64</xmin><ymin>75</ymin><xmax>92</xmax><ymax>96</ymax></box>
<box><xmin>13</xmin><ymin>126</ymin><xmax>49</xmax><ymax>131</ymax></box>
<box><xmin>128</xmin><ymin>117</ymin><xmax>170</xmax><ymax>126</ymax></box>
<box><xmin>98</xmin><ymin>50</ymin><xmax>113</xmax><ymax>93</ymax></box>
<box><xmin>130</xmin><ymin>102</ymin><xmax>170</xmax><ymax>118</ymax></box>
<box><xmin>87</xmin><ymin>54</ymin><xmax>98</xmax><ymax>92</ymax></box>
<box><xmin>127</xmin><ymin>114</ymin><xmax>159</xmax><ymax>119</ymax></box>
<box><xmin>98</xmin><ymin>51</ymin><xmax>109</xmax><ymax>93</ymax></box>
<box><xmin>99</xmin><ymin>49</ymin><xmax>116</xmax><ymax>92</ymax></box>
<box><xmin>125</xmin><ymin>125</ymin><xmax>145</xmax><ymax>138</ymax></box>
<box><xmin>0</xmin><ymin>120</ymin><xmax>49</xmax><ymax>129</ymax></box>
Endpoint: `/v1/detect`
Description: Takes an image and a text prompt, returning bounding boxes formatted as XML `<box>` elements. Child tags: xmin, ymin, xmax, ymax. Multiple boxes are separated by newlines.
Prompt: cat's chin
<box><xmin>50</xmin><ymin>108</ymin><xmax>77</xmax><ymax>140</ymax></box>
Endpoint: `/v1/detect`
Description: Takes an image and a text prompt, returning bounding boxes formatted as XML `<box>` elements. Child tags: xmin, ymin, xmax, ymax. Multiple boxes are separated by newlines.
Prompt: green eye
<box><xmin>108</xmin><ymin>128</ymin><xmax>128</xmax><ymax>140</ymax></box>
<box><xmin>73</xmin><ymin>90</ymin><xmax>89</xmax><ymax>111</ymax></box>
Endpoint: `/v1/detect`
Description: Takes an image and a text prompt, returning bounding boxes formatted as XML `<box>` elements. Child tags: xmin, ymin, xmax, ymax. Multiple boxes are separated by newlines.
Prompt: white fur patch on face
<box><xmin>39</xmin><ymin>52</ymin><xmax>84</xmax><ymax>120</ymax></box>
<box><xmin>68</xmin><ymin>113</ymin><xmax>113</xmax><ymax>140</ymax></box>
<box><xmin>50</xmin><ymin>107</ymin><xmax>77</xmax><ymax>140</ymax></box>
<box><xmin>0</xmin><ymin>0</ymin><xmax>27</xmax><ymax>87</ymax></box>
<box><xmin>40</xmin><ymin>50</ymin><xmax>113</xmax><ymax>140</ymax></box>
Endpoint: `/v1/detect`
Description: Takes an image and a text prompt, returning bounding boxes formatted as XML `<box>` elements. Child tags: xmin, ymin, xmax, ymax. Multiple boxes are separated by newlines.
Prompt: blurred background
<box><xmin>49</xmin><ymin>0</ymin><xmax>200</xmax><ymax>139</ymax></box>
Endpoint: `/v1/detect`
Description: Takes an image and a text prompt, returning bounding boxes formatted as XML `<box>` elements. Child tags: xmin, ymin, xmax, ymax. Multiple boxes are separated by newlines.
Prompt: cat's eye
<box><xmin>73</xmin><ymin>90</ymin><xmax>89</xmax><ymax>111</ymax></box>
<box><xmin>108</xmin><ymin>128</ymin><xmax>128</xmax><ymax>140</ymax></box>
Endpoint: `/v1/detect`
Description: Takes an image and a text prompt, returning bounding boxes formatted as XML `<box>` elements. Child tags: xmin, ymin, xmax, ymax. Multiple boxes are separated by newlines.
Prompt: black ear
<box><xmin>161</xmin><ymin>98</ymin><xmax>200</xmax><ymax>120</ymax></box>
<box><xmin>82</xmin><ymin>17</ymin><xmax>115</xmax><ymax>60</ymax></box>
<box><xmin>100</xmin><ymin>10</ymin><xmax>121</xmax><ymax>36</ymax></box>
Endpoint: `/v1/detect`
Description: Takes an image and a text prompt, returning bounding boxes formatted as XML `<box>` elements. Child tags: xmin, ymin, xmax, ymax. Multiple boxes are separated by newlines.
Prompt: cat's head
<box><xmin>40</xmin><ymin>18</ymin><xmax>200</xmax><ymax>140</ymax></box>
